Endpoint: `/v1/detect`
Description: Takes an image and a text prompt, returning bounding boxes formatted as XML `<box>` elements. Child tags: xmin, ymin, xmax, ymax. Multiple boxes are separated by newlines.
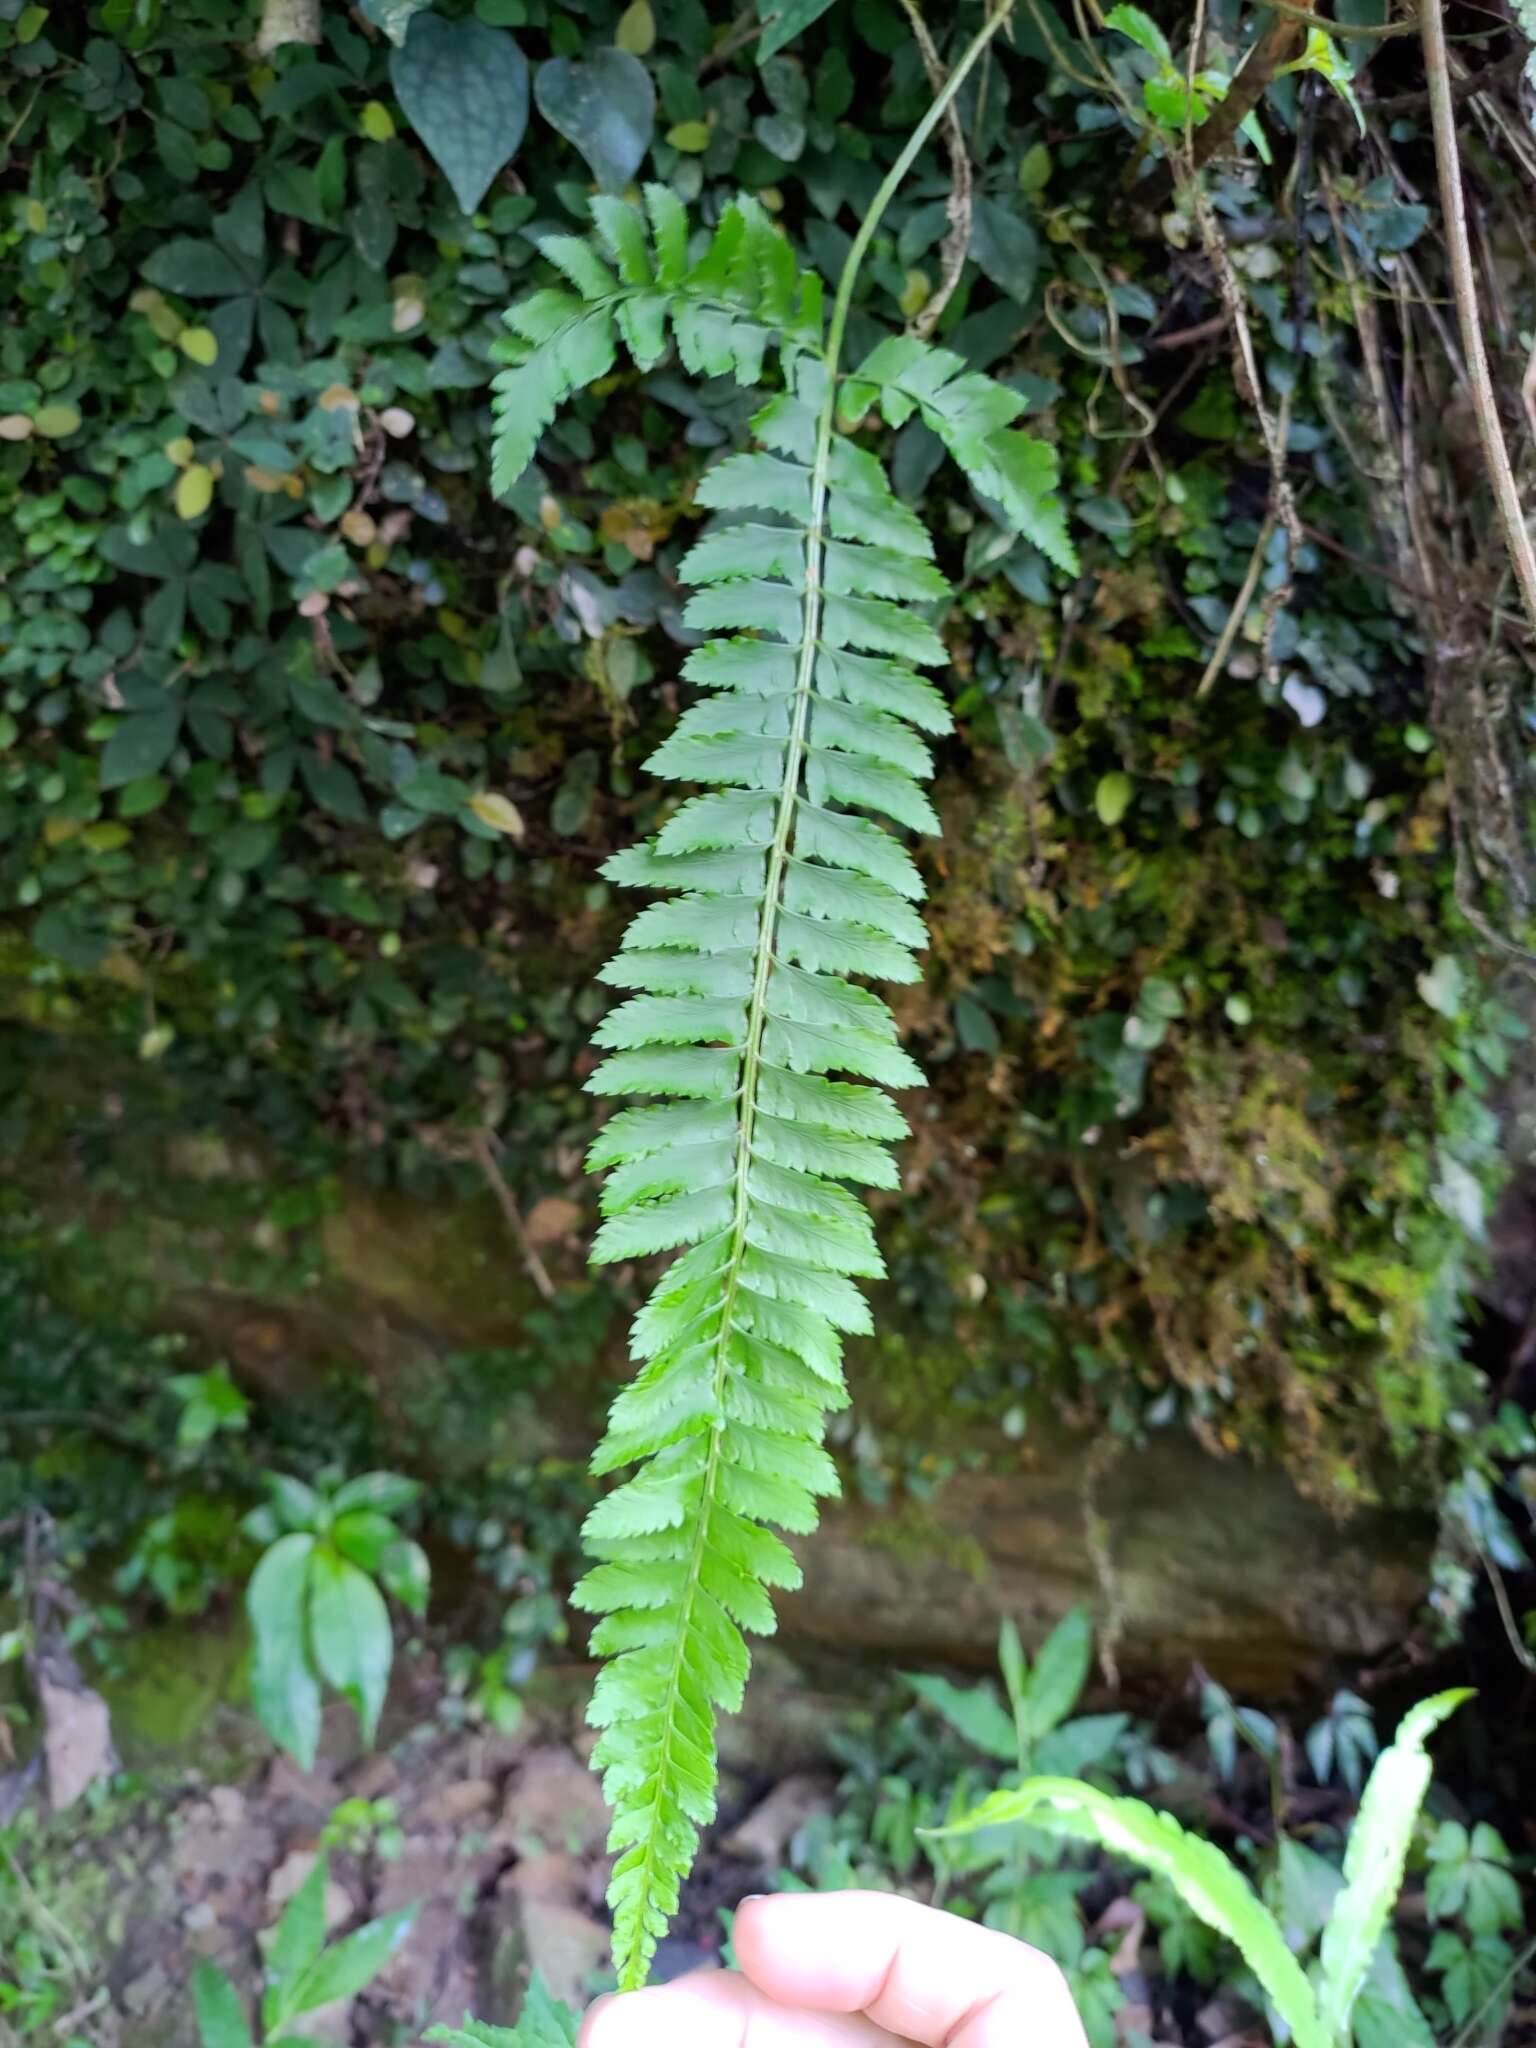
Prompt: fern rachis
<box><xmin>489</xmin><ymin>5</ymin><xmax>1073</xmax><ymax>1989</ymax></box>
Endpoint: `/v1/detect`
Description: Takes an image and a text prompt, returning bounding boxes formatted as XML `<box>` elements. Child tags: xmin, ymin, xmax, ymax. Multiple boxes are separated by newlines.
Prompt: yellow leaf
<box><xmin>83</xmin><ymin>822</ymin><xmax>131</xmax><ymax>853</ymax></box>
<box><xmin>43</xmin><ymin>815</ymin><xmax>81</xmax><ymax>846</ymax></box>
<box><xmin>615</xmin><ymin>0</ymin><xmax>655</xmax><ymax>53</ymax></box>
<box><xmin>359</xmin><ymin>99</ymin><xmax>396</xmax><ymax>141</ymax></box>
<box><xmin>470</xmin><ymin>792</ymin><xmax>525</xmax><ymax>839</ymax></box>
<box><xmin>17</xmin><ymin>3</ymin><xmax>47</xmax><ymax>38</ymax></box>
<box><xmin>164</xmin><ymin>435</ymin><xmax>196</xmax><ymax>468</ymax></box>
<box><xmin>0</xmin><ymin>415</ymin><xmax>33</xmax><ymax>442</ymax></box>
<box><xmin>25</xmin><ymin>198</ymin><xmax>48</xmax><ymax>233</ymax></box>
<box><xmin>242</xmin><ymin>465</ymin><xmax>288</xmax><ymax>493</ymax></box>
<box><xmin>340</xmin><ymin>507</ymin><xmax>377</xmax><ymax>546</ymax></box>
<box><xmin>33</xmin><ymin>403</ymin><xmax>81</xmax><ymax>438</ymax></box>
<box><xmin>898</xmin><ymin>270</ymin><xmax>930</xmax><ymax>319</ymax></box>
<box><xmin>175</xmin><ymin>463</ymin><xmax>215</xmax><ymax>520</ymax></box>
<box><xmin>178</xmin><ymin>326</ymin><xmax>219</xmax><ymax>366</ymax></box>
<box><xmin>319</xmin><ymin>382</ymin><xmax>359</xmax><ymax>412</ymax></box>
<box><xmin>666</xmin><ymin>121</ymin><xmax>711</xmax><ymax>153</ymax></box>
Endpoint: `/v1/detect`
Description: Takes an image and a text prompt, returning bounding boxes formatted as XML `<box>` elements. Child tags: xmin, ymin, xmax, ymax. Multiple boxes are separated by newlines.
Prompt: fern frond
<box><xmin>494</xmin><ymin>161</ymin><xmax>1074</xmax><ymax>1989</ymax></box>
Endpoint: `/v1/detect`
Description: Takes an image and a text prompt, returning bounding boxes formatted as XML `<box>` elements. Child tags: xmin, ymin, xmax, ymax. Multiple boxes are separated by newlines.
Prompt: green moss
<box><xmin>101</xmin><ymin>1620</ymin><xmax>250</xmax><ymax>1762</ymax></box>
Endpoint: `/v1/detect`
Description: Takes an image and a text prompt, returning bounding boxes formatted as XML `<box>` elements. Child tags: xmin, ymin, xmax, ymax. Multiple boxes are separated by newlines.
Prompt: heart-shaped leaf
<box><xmin>390</xmin><ymin>14</ymin><xmax>529</xmax><ymax>215</ymax></box>
<box><xmin>360</xmin><ymin>0</ymin><xmax>432</xmax><ymax>45</ymax></box>
<box><xmin>534</xmin><ymin>48</ymin><xmax>655</xmax><ymax>194</ymax></box>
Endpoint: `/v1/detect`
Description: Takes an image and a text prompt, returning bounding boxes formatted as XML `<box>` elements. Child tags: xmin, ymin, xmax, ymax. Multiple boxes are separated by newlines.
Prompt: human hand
<box><xmin>579</xmin><ymin>1890</ymin><xmax>1090</xmax><ymax>2048</ymax></box>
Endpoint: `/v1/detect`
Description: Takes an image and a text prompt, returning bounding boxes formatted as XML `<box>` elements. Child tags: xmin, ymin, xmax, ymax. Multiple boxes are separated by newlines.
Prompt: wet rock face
<box><xmin>34</xmin><ymin>1129</ymin><xmax>1432</xmax><ymax>1696</ymax></box>
<box><xmin>781</xmin><ymin>1421</ymin><xmax>1429</xmax><ymax>1694</ymax></box>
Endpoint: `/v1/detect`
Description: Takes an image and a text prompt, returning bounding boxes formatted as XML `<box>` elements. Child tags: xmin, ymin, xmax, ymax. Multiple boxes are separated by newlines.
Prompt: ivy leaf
<box><xmin>359</xmin><ymin>0</ymin><xmax>433</xmax><ymax>44</ymax></box>
<box><xmin>32</xmin><ymin>906</ymin><xmax>109</xmax><ymax>974</ymax></box>
<box><xmin>755</xmin><ymin>0</ymin><xmax>840</xmax><ymax>60</ymax></box>
<box><xmin>101</xmin><ymin>707</ymin><xmax>181</xmax><ymax>789</ymax></box>
<box><xmin>534</xmin><ymin>50</ymin><xmax>655</xmax><ymax>195</ymax></box>
<box><xmin>969</xmin><ymin>198</ymin><xmax>1039</xmax><ymax>304</ymax></box>
<box><xmin>141</xmin><ymin>238</ymin><xmax>252</xmax><ymax>297</ymax></box>
<box><xmin>390</xmin><ymin>14</ymin><xmax>530</xmax><ymax>215</ymax></box>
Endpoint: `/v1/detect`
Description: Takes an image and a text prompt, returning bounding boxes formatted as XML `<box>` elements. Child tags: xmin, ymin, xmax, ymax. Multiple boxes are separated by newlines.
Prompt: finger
<box><xmin>579</xmin><ymin>1966</ymin><xmax>891</xmax><ymax>2048</ymax></box>
<box><xmin>734</xmin><ymin>1892</ymin><xmax>1089</xmax><ymax>2048</ymax></box>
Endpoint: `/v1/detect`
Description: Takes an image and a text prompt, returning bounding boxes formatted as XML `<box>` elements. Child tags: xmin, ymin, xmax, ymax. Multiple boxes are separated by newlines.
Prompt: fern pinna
<box><xmin>490</xmin><ymin>13</ymin><xmax>1073</xmax><ymax>1992</ymax></box>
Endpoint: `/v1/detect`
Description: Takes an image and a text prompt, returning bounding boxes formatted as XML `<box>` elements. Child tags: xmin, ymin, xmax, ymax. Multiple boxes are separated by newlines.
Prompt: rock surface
<box><xmin>30</xmin><ymin>1135</ymin><xmax>1432</xmax><ymax>1694</ymax></box>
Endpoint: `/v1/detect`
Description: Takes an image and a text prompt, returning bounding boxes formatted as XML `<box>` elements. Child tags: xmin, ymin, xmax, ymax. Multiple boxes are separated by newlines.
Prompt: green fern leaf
<box><xmin>493</xmin><ymin>135</ymin><xmax>1076</xmax><ymax>1985</ymax></box>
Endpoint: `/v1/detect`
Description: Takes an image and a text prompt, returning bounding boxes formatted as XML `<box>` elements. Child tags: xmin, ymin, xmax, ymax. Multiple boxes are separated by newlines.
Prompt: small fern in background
<box><xmin>932</xmin><ymin>1690</ymin><xmax>1472</xmax><ymax>2048</ymax></box>
<box><xmin>489</xmin><ymin>7</ymin><xmax>1070</xmax><ymax>1989</ymax></box>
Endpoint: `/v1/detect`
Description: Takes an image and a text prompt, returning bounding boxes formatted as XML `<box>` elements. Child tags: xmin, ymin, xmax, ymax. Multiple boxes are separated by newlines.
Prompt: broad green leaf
<box><xmin>264</xmin><ymin>1472</ymin><xmax>324</xmax><ymax>1531</ymax></box>
<box><xmin>755</xmin><ymin>0</ymin><xmax>839</xmax><ymax>61</ymax></box>
<box><xmin>1095</xmin><ymin>771</ymin><xmax>1134</xmax><ymax>826</ymax></box>
<box><xmin>33</xmin><ymin>402</ymin><xmax>82</xmax><ymax>438</ymax></box>
<box><xmin>283</xmin><ymin>1905</ymin><xmax>417</xmax><ymax>2015</ymax></box>
<box><xmin>932</xmin><ymin>1779</ymin><xmax>1331</xmax><ymax>2048</ymax></box>
<box><xmin>379</xmin><ymin>1537</ymin><xmax>431</xmax><ymax>1616</ymax></box>
<box><xmin>1105</xmin><ymin>3</ymin><xmax>1172</xmax><ymax>62</ymax></box>
<box><xmin>534</xmin><ymin>50</ymin><xmax>656</xmax><ymax>195</ymax></box>
<box><xmin>906</xmin><ymin>1672</ymin><xmax>1017</xmax><ymax>1761</ymax></box>
<box><xmin>308</xmin><ymin>1546</ymin><xmax>394</xmax><ymax>1743</ymax></box>
<box><xmin>359</xmin><ymin>0</ymin><xmax>432</xmax><ymax>44</ymax></box>
<box><xmin>262</xmin><ymin>1855</ymin><xmax>328</xmax><ymax>2030</ymax></box>
<box><xmin>192</xmin><ymin>1962</ymin><xmax>252</xmax><ymax>2048</ymax></box>
<box><xmin>390</xmin><ymin>14</ymin><xmax>530</xmax><ymax>214</ymax></box>
<box><xmin>1316</xmin><ymin>1690</ymin><xmax>1470</xmax><ymax>2042</ymax></box>
<box><xmin>330</xmin><ymin>1470</ymin><xmax>421</xmax><ymax>1516</ymax></box>
<box><xmin>1018</xmin><ymin>1604</ymin><xmax>1093</xmax><ymax>1742</ymax></box>
<box><xmin>100</xmin><ymin>707</ymin><xmax>180</xmax><ymax>789</ymax></box>
<box><xmin>247</xmin><ymin>1532</ymin><xmax>321</xmax><ymax>1767</ymax></box>
<box><xmin>142</xmin><ymin>239</ymin><xmax>251</xmax><ymax>297</ymax></box>
<box><xmin>331</xmin><ymin>1509</ymin><xmax>402</xmax><ymax>1573</ymax></box>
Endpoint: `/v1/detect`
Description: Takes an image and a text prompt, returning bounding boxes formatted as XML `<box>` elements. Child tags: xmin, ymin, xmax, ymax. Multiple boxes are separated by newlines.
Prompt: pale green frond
<box><xmin>587</xmin><ymin>1101</ymin><xmax>740</xmax><ymax>1172</ymax></box>
<box><xmin>589</xmin><ymin>195</ymin><xmax>653</xmax><ymax>285</ymax></box>
<box><xmin>694</xmin><ymin>451</ymin><xmax>815</xmax><ymax>520</ymax></box>
<box><xmin>1316</xmin><ymin>1691</ymin><xmax>1470</xmax><ymax>2042</ymax></box>
<box><xmin>597</xmin><ymin>948</ymin><xmax>756</xmax><ymax>996</ymax></box>
<box><xmin>931</xmin><ymin>1781</ymin><xmax>1331</xmax><ymax>2048</ymax></box>
<box><xmin>591</xmin><ymin>994</ymin><xmax>747</xmax><ymax>1050</ymax></box>
<box><xmin>536</xmin><ymin>233</ymin><xmax>619</xmax><ymax>301</ymax></box>
<box><xmin>485</xmin><ymin>174</ymin><xmax>1059</xmax><ymax>1992</ymax></box>
<box><xmin>600</xmin><ymin>1141</ymin><xmax>736</xmax><ymax>1214</ymax></box>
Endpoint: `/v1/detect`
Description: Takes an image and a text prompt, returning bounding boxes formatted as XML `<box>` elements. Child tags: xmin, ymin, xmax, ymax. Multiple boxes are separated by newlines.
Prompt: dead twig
<box><xmin>898</xmin><ymin>0</ymin><xmax>975</xmax><ymax>340</ymax></box>
<box><xmin>469</xmin><ymin>1127</ymin><xmax>557</xmax><ymax>1302</ymax></box>
<box><xmin>1420</xmin><ymin>0</ymin><xmax>1536</xmax><ymax>643</ymax></box>
<box><xmin>1191</xmin><ymin>0</ymin><xmax>1314</xmax><ymax>169</ymax></box>
<box><xmin>1196</xmin><ymin>515</ymin><xmax>1275</xmax><ymax>697</ymax></box>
